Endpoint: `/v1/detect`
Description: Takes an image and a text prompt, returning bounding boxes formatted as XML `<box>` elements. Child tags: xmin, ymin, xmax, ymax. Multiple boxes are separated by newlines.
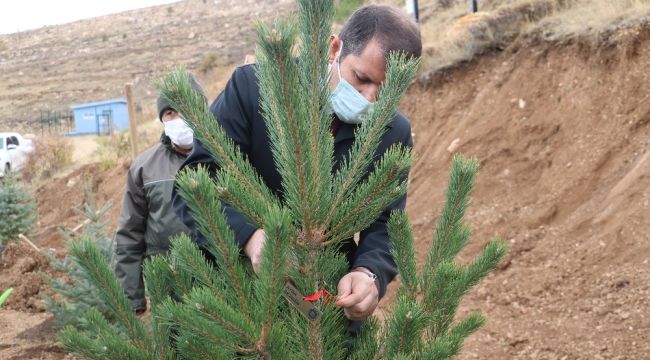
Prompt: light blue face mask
<box><xmin>330</xmin><ymin>43</ymin><xmax>374</xmax><ymax>125</ymax></box>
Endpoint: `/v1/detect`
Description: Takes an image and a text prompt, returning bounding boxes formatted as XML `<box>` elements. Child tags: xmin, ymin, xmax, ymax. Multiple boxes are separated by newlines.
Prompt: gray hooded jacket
<box><xmin>114</xmin><ymin>134</ymin><xmax>189</xmax><ymax>310</ymax></box>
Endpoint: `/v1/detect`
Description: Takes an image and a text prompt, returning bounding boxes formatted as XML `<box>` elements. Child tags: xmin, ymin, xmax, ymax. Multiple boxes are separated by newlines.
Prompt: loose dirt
<box><xmin>391</xmin><ymin>25</ymin><xmax>650</xmax><ymax>359</ymax></box>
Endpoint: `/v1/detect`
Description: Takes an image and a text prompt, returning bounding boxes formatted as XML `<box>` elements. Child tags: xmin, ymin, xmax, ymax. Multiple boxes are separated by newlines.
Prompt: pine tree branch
<box><xmin>256</xmin><ymin>21</ymin><xmax>317</xmax><ymax>236</ymax></box>
<box><xmin>323</xmin><ymin>145</ymin><xmax>412</xmax><ymax>245</ymax></box>
<box><xmin>421</xmin><ymin>261</ymin><xmax>462</xmax><ymax>335</ymax></box>
<box><xmin>347</xmin><ymin>317</ymin><xmax>380</xmax><ymax>360</ymax></box>
<box><xmin>384</xmin><ymin>294</ymin><xmax>426</xmax><ymax>358</ymax></box>
<box><xmin>448</xmin><ymin>312</ymin><xmax>485</xmax><ymax>342</ymax></box>
<box><xmin>323</xmin><ymin>53</ymin><xmax>419</xmax><ymax>231</ymax></box>
<box><xmin>175</xmin><ymin>167</ymin><xmax>252</xmax><ymax>318</ymax></box>
<box><xmin>162</xmin><ymin>289</ymin><xmax>257</xmax><ymax>353</ymax></box>
<box><xmin>142</xmin><ymin>257</ymin><xmax>175</xmax><ymax>360</ymax></box>
<box><xmin>462</xmin><ymin>239</ymin><xmax>508</xmax><ymax>290</ymax></box>
<box><xmin>217</xmin><ymin>182</ymin><xmax>265</xmax><ymax>226</ymax></box>
<box><xmin>297</xmin><ymin>0</ymin><xmax>335</xmax><ymax>223</ymax></box>
<box><xmin>68</xmin><ymin>237</ymin><xmax>150</xmax><ymax>353</ymax></box>
<box><xmin>255</xmin><ymin>207</ymin><xmax>292</xmax><ymax>350</ymax></box>
<box><xmin>157</xmin><ymin>70</ymin><xmax>278</xmax><ymax>222</ymax></box>
<box><xmin>422</xmin><ymin>155</ymin><xmax>478</xmax><ymax>300</ymax></box>
<box><xmin>388</xmin><ymin>211</ymin><xmax>418</xmax><ymax>295</ymax></box>
<box><xmin>308</xmin><ymin>320</ymin><xmax>324</xmax><ymax>359</ymax></box>
<box><xmin>58</xmin><ymin>325</ymin><xmax>106</xmax><ymax>360</ymax></box>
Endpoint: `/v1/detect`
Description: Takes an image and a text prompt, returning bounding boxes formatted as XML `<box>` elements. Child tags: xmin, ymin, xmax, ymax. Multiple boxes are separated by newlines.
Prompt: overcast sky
<box><xmin>0</xmin><ymin>0</ymin><xmax>178</xmax><ymax>35</ymax></box>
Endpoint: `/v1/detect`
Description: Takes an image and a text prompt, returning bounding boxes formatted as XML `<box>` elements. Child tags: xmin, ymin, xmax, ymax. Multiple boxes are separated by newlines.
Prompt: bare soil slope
<box><xmin>0</xmin><ymin>0</ymin><xmax>294</xmax><ymax>132</ymax></box>
<box><xmin>399</xmin><ymin>26</ymin><xmax>650</xmax><ymax>359</ymax></box>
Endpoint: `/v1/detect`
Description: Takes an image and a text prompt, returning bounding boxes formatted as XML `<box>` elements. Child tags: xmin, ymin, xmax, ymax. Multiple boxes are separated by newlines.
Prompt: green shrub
<box><xmin>0</xmin><ymin>173</ymin><xmax>38</xmax><ymax>246</ymax></box>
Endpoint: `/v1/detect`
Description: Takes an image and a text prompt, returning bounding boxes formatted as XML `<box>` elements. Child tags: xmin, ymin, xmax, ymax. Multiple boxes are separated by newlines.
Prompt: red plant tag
<box><xmin>303</xmin><ymin>288</ymin><xmax>336</xmax><ymax>305</ymax></box>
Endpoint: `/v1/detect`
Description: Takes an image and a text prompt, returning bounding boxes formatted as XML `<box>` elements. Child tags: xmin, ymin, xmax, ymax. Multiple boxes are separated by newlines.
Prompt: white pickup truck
<box><xmin>0</xmin><ymin>132</ymin><xmax>34</xmax><ymax>177</ymax></box>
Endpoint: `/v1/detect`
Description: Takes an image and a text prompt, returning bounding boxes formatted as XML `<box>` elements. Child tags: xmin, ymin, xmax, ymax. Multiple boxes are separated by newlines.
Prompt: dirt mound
<box><xmin>0</xmin><ymin>160</ymin><xmax>130</xmax><ymax>312</ymax></box>
<box><xmin>0</xmin><ymin>159</ymin><xmax>131</xmax><ymax>359</ymax></box>
<box><xmin>0</xmin><ymin>242</ymin><xmax>60</xmax><ymax>313</ymax></box>
<box><xmin>32</xmin><ymin>161</ymin><xmax>129</xmax><ymax>250</ymax></box>
<box><xmin>397</xmin><ymin>25</ymin><xmax>650</xmax><ymax>359</ymax></box>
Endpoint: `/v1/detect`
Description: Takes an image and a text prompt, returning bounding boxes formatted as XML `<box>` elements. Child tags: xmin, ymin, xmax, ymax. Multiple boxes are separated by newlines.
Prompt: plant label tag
<box><xmin>282</xmin><ymin>281</ymin><xmax>321</xmax><ymax>321</ymax></box>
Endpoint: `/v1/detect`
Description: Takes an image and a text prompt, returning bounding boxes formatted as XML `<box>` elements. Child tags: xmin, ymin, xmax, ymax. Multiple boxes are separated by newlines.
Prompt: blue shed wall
<box><xmin>71</xmin><ymin>99</ymin><xmax>129</xmax><ymax>134</ymax></box>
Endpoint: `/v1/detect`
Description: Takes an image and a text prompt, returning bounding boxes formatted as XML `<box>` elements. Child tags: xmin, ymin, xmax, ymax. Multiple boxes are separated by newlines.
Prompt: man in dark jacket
<box><xmin>173</xmin><ymin>5</ymin><xmax>421</xmax><ymax>322</ymax></box>
<box><xmin>114</xmin><ymin>73</ymin><xmax>207</xmax><ymax>314</ymax></box>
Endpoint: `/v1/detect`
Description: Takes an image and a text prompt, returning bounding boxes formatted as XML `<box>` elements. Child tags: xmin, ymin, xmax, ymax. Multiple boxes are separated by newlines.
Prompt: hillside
<box><xmin>0</xmin><ymin>0</ymin><xmax>294</xmax><ymax>132</ymax></box>
<box><xmin>1</xmin><ymin>0</ymin><xmax>649</xmax><ymax>359</ymax></box>
<box><xmin>399</xmin><ymin>26</ymin><xmax>650</xmax><ymax>358</ymax></box>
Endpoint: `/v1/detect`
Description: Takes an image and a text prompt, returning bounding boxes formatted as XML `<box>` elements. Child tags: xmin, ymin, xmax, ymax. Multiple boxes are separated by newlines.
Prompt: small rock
<box><xmin>27</xmin><ymin>297</ymin><xmax>46</xmax><ymax>312</ymax></box>
<box><xmin>447</xmin><ymin>138</ymin><xmax>460</xmax><ymax>153</ymax></box>
<box><xmin>614</xmin><ymin>278</ymin><xmax>630</xmax><ymax>290</ymax></box>
<box><xmin>188</xmin><ymin>32</ymin><xmax>196</xmax><ymax>39</ymax></box>
<box><xmin>18</xmin><ymin>257</ymin><xmax>37</xmax><ymax>273</ymax></box>
<box><xmin>66</xmin><ymin>177</ymin><xmax>78</xmax><ymax>187</ymax></box>
<box><xmin>619</xmin><ymin>312</ymin><xmax>630</xmax><ymax>320</ymax></box>
<box><xmin>518</xmin><ymin>98</ymin><xmax>526</xmax><ymax>109</ymax></box>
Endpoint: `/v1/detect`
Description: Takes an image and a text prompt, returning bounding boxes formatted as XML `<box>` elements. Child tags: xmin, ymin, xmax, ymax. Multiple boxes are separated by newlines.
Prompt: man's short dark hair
<box><xmin>339</xmin><ymin>5</ymin><xmax>422</xmax><ymax>62</ymax></box>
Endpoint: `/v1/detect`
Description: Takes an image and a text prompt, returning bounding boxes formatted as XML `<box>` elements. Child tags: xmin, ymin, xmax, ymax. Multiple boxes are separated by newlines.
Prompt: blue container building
<box><xmin>70</xmin><ymin>98</ymin><xmax>129</xmax><ymax>135</ymax></box>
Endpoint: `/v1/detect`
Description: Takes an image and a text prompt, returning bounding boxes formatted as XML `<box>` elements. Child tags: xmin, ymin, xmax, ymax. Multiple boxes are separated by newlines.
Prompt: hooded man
<box><xmin>114</xmin><ymin>73</ymin><xmax>207</xmax><ymax>314</ymax></box>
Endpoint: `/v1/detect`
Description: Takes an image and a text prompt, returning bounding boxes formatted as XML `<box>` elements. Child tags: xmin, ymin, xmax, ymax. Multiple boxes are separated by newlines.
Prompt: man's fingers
<box><xmin>351</xmin><ymin>293</ymin><xmax>376</xmax><ymax>314</ymax></box>
<box><xmin>337</xmin><ymin>291</ymin><xmax>365</xmax><ymax>307</ymax></box>
<box><xmin>336</xmin><ymin>274</ymin><xmax>368</xmax><ymax>307</ymax></box>
<box><xmin>245</xmin><ymin>229</ymin><xmax>266</xmax><ymax>273</ymax></box>
<box><xmin>337</xmin><ymin>274</ymin><xmax>353</xmax><ymax>299</ymax></box>
<box><xmin>251</xmin><ymin>256</ymin><xmax>261</xmax><ymax>273</ymax></box>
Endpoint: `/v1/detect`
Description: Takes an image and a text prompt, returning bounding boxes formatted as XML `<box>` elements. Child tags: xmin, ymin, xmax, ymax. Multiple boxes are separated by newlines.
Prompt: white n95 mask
<box><xmin>164</xmin><ymin>118</ymin><xmax>194</xmax><ymax>147</ymax></box>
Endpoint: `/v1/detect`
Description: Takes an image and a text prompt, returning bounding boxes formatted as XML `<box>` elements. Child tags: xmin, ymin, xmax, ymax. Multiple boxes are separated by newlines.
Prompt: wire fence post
<box><xmin>406</xmin><ymin>0</ymin><xmax>419</xmax><ymax>23</ymax></box>
<box><xmin>125</xmin><ymin>84</ymin><xmax>139</xmax><ymax>158</ymax></box>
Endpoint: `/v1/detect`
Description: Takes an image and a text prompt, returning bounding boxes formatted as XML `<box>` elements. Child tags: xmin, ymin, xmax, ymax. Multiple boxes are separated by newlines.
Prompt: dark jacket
<box><xmin>115</xmin><ymin>135</ymin><xmax>190</xmax><ymax>310</ymax></box>
<box><xmin>172</xmin><ymin>64</ymin><xmax>413</xmax><ymax>298</ymax></box>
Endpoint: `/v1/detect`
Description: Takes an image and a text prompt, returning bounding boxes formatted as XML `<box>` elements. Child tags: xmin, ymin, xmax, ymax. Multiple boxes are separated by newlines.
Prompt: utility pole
<box><xmin>406</xmin><ymin>0</ymin><xmax>419</xmax><ymax>23</ymax></box>
<box><xmin>125</xmin><ymin>84</ymin><xmax>139</xmax><ymax>158</ymax></box>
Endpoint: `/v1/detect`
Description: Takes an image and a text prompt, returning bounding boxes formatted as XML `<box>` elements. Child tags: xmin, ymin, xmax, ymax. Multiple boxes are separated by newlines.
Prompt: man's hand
<box><xmin>244</xmin><ymin>229</ymin><xmax>266</xmax><ymax>273</ymax></box>
<box><xmin>336</xmin><ymin>268</ymin><xmax>379</xmax><ymax>321</ymax></box>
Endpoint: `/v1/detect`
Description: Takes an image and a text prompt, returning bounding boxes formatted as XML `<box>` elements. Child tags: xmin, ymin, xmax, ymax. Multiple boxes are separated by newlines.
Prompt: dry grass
<box><xmin>531</xmin><ymin>0</ymin><xmax>650</xmax><ymax>40</ymax></box>
<box><xmin>416</xmin><ymin>0</ymin><xmax>650</xmax><ymax>74</ymax></box>
<box><xmin>96</xmin><ymin>132</ymin><xmax>131</xmax><ymax>171</ymax></box>
<box><xmin>21</xmin><ymin>136</ymin><xmax>74</xmax><ymax>181</ymax></box>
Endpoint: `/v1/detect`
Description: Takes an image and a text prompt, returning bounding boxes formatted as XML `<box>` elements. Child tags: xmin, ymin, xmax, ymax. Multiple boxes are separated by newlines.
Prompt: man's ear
<box><xmin>328</xmin><ymin>34</ymin><xmax>341</xmax><ymax>64</ymax></box>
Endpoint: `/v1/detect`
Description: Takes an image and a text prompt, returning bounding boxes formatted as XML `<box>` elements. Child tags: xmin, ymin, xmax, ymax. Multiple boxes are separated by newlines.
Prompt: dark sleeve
<box><xmin>172</xmin><ymin>65</ymin><xmax>258</xmax><ymax>249</ymax></box>
<box><xmin>114</xmin><ymin>166</ymin><xmax>147</xmax><ymax>311</ymax></box>
<box><xmin>351</xmin><ymin>122</ymin><xmax>413</xmax><ymax>299</ymax></box>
